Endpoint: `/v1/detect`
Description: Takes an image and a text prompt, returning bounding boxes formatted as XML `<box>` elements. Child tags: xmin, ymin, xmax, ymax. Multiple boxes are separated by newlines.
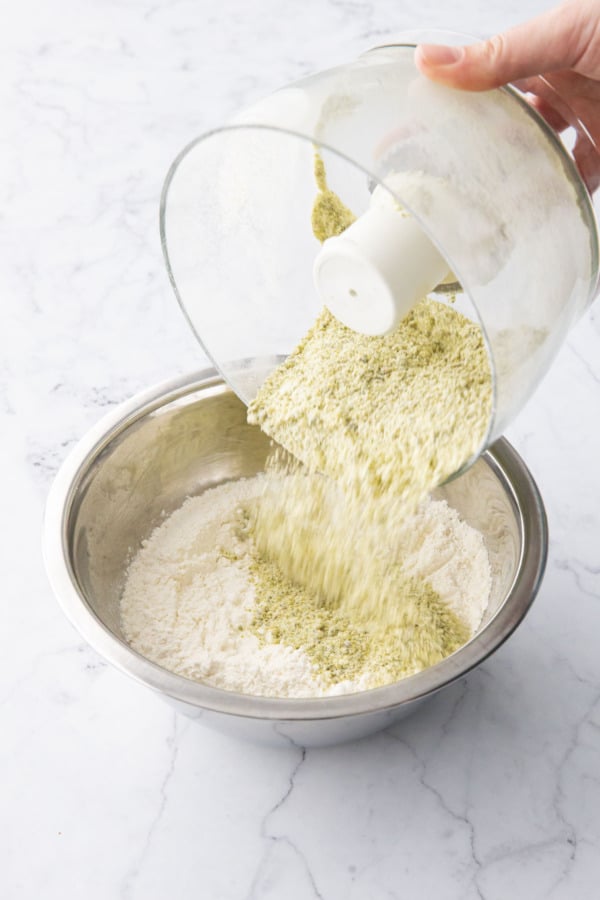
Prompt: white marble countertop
<box><xmin>4</xmin><ymin>0</ymin><xmax>600</xmax><ymax>897</ymax></box>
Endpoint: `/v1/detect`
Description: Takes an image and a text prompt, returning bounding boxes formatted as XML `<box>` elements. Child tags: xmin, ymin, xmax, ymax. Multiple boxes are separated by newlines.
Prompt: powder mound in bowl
<box><xmin>120</xmin><ymin>476</ymin><xmax>491</xmax><ymax>699</ymax></box>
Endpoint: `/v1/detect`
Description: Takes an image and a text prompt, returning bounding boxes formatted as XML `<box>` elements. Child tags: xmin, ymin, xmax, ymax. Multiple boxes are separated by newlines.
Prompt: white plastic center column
<box><xmin>313</xmin><ymin>183</ymin><xmax>451</xmax><ymax>336</ymax></box>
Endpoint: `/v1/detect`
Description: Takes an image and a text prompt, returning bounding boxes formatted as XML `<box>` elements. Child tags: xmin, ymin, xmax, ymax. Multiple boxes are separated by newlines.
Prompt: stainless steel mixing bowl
<box><xmin>43</xmin><ymin>366</ymin><xmax>547</xmax><ymax>747</ymax></box>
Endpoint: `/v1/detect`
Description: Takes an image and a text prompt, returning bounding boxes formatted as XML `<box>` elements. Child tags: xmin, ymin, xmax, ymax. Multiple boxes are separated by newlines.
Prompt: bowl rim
<box><xmin>43</xmin><ymin>367</ymin><xmax>548</xmax><ymax>721</ymax></box>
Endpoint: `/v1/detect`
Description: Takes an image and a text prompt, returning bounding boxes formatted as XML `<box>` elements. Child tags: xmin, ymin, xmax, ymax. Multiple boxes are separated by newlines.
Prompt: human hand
<box><xmin>415</xmin><ymin>0</ymin><xmax>600</xmax><ymax>190</ymax></box>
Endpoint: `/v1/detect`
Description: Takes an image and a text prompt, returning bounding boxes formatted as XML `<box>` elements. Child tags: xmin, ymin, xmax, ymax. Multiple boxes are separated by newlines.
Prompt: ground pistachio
<box><xmin>244</xmin><ymin>152</ymin><xmax>492</xmax><ymax>686</ymax></box>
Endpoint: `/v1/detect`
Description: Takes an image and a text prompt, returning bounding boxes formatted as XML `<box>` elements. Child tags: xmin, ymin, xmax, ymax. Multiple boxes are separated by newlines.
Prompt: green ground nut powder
<box><xmin>250</xmin><ymin>151</ymin><xmax>493</xmax><ymax>512</ymax></box>
<box><xmin>311</xmin><ymin>154</ymin><xmax>357</xmax><ymax>241</ymax></box>
<box><xmin>250</xmin><ymin>553</ymin><xmax>469</xmax><ymax>686</ymax></box>
<box><xmin>248</xmin><ymin>300</ymin><xmax>492</xmax><ymax>510</ymax></box>
<box><xmin>246</xmin><ymin>470</ymin><xmax>471</xmax><ymax>686</ymax></box>
<box><xmin>243</xmin><ymin>153</ymin><xmax>492</xmax><ymax>685</ymax></box>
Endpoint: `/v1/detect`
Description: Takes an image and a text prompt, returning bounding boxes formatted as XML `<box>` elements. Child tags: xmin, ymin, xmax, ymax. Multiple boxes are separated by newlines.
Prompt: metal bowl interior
<box><xmin>43</xmin><ymin>366</ymin><xmax>547</xmax><ymax>746</ymax></box>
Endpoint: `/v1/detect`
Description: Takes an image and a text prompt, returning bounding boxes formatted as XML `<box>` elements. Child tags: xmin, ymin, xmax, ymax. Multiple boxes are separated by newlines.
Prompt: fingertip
<box><xmin>415</xmin><ymin>42</ymin><xmax>502</xmax><ymax>92</ymax></box>
<box><xmin>415</xmin><ymin>43</ymin><xmax>473</xmax><ymax>88</ymax></box>
<box><xmin>414</xmin><ymin>45</ymin><xmax>427</xmax><ymax>74</ymax></box>
<box><xmin>416</xmin><ymin>44</ymin><xmax>465</xmax><ymax>69</ymax></box>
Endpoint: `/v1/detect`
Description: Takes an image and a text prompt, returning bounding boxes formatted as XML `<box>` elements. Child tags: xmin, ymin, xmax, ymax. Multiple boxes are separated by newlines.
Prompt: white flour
<box><xmin>120</xmin><ymin>476</ymin><xmax>491</xmax><ymax>698</ymax></box>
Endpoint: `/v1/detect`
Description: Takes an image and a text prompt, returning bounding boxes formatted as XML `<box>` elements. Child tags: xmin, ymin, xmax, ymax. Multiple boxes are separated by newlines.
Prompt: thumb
<box><xmin>415</xmin><ymin>1</ymin><xmax>591</xmax><ymax>91</ymax></box>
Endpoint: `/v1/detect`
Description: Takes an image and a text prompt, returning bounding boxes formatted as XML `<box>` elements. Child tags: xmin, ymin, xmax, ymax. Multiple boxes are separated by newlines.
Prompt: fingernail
<box><xmin>418</xmin><ymin>44</ymin><xmax>464</xmax><ymax>67</ymax></box>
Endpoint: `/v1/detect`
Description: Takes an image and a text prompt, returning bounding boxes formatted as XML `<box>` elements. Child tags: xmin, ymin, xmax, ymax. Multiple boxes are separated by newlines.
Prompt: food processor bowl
<box><xmin>161</xmin><ymin>35</ymin><xmax>600</xmax><ymax>474</ymax></box>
